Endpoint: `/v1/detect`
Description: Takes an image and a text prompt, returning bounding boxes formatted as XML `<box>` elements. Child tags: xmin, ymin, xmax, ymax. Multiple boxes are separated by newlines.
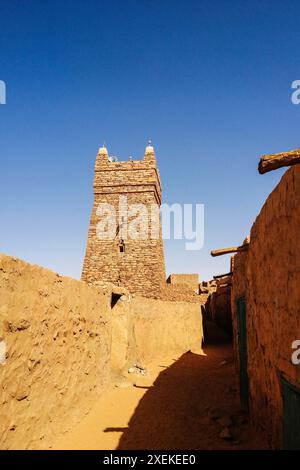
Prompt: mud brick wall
<box><xmin>110</xmin><ymin>295</ymin><xmax>203</xmax><ymax>373</ymax></box>
<box><xmin>231</xmin><ymin>165</ymin><xmax>300</xmax><ymax>449</ymax></box>
<box><xmin>0</xmin><ymin>254</ymin><xmax>205</xmax><ymax>450</ymax></box>
<box><xmin>82</xmin><ymin>146</ymin><xmax>166</xmax><ymax>297</ymax></box>
<box><xmin>0</xmin><ymin>254</ymin><xmax>111</xmax><ymax>450</ymax></box>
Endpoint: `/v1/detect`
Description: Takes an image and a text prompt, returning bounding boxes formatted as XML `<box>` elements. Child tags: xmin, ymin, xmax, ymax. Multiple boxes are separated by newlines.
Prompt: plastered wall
<box><xmin>0</xmin><ymin>254</ymin><xmax>111</xmax><ymax>450</ymax></box>
<box><xmin>0</xmin><ymin>254</ymin><xmax>203</xmax><ymax>449</ymax></box>
<box><xmin>231</xmin><ymin>165</ymin><xmax>300</xmax><ymax>448</ymax></box>
<box><xmin>111</xmin><ymin>295</ymin><xmax>203</xmax><ymax>373</ymax></box>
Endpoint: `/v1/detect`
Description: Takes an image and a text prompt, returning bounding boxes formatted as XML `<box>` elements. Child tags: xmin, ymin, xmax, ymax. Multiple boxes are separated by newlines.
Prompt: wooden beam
<box><xmin>258</xmin><ymin>147</ymin><xmax>300</xmax><ymax>174</ymax></box>
<box><xmin>213</xmin><ymin>272</ymin><xmax>233</xmax><ymax>279</ymax></box>
<box><xmin>211</xmin><ymin>244</ymin><xmax>249</xmax><ymax>257</ymax></box>
<box><xmin>216</xmin><ymin>274</ymin><xmax>232</xmax><ymax>283</ymax></box>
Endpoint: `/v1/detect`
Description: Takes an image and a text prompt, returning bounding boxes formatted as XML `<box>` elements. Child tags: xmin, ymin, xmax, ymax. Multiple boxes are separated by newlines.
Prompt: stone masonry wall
<box><xmin>166</xmin><ymin>274</ymin><xmax>199</xmax><ymax>293</ymax></box>
<box><xmin>82</xmin><ymin>146</ymin><xmax>166</xmax><ymax>298</ymax></box>
<box><xmin>231</xmin><ymin>165</ymin><xmax>300</xmax><ymax>448</ymax></box>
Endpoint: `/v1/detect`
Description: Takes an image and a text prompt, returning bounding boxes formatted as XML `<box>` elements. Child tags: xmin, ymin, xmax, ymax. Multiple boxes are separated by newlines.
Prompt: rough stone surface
<box><xmin>166</xmin><ymin>274</ymin><xmax>199</xmax><ymax>293</ymax></box>
<box><xmin>81</xmin><ymin>145</ymin><xmax>166</xmax><ymax>297</ymax></box>
<box><xmin>160</xmin><ymin>284</ymin><xmax>207</xmax><ymax>303</ymax></box>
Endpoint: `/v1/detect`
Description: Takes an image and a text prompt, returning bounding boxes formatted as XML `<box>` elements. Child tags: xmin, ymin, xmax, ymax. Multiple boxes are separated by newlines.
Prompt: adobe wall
<box><xmin>231</xmin><ymin>165</ymin><xmax>300</xmax><ymax>448</ymax></box>
<box><xmin>0</xmin><ymin>254</ymin><xmax>204</xmax><ymax>450</ymax></box>
<box><xmin>111</xmin><ymin>296</ymin><xmax>203</xmax><ymax>373</ymax></box>
<box><xmin>0</xmin><ymin>254</ymin><xmax>112</xmax><ymax>450</ymax></box>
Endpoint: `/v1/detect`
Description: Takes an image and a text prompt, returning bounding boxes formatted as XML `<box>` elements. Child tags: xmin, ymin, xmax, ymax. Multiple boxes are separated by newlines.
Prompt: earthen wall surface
<box><xmin>0</xmin><ymin>254</ymin><xmax>203</xmax><ymax>449</ymax></box>
<box><xmin>231</xmin><ymin>165</ymin><xmax>300</xmax><ymax>448</ymax></box>
<box><xmin>111</xmin><ymin>295</ymin><xmax>204</xmax><ymax>373</ymax></box>
<box><xmin>0</xmin><ymin>254</ymin><xmax>111</xmax><ymax>450</ymax></box>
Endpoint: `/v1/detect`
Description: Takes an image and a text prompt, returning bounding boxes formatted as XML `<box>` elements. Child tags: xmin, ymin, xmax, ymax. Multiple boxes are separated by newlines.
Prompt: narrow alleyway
<box><xmin>54</xmin><ymin>322</ymin><xmax>267</xmax><ymax>450</ymax></box>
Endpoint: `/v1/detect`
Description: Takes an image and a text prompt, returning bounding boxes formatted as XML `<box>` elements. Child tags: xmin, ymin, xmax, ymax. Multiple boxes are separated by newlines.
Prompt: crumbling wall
<box><xmin>199</xmin><ymin>279</ymin><xmax>217</xmax><ymax>295</ymax></box>
<box><xmin>160</xmin><ymin>283</ymin><xmax>206</xmax><ymax>303</ymax></box>
<box><xmin>0</xmin><ymin>254</ymin><xmax>111</xmax><ymax>450</ymax></box>
<box><xmin>166</xmin><ymin>274</ymin><xmax>199</xmax><ymax>293</ymax></box>
<box><xmin>231</xmin><ymin>165</ymin><xmax>300</xmax><ymax>449</ymax></box>
<box><xmin>111</xmin><ymin>295</ymin><xmax>203</xmax><ymax>373</ymax></box>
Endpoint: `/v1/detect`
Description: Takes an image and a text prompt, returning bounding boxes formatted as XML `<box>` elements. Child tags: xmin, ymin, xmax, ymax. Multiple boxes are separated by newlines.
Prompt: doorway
<box><xmin>282</xmin><ymin>378</ymin><xmax>300</xmax><ymax>449</ymax></box>
<box><xmin>236</xmin><ymin>297</ymin><xmax>249</xmax><ymax>412</ymax></box>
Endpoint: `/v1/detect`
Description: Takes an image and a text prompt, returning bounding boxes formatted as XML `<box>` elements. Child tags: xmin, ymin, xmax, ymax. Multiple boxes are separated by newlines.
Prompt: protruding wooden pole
<box><xmin>258</xmin><ymin>147</ymin><xmax>300</xmax><ymax>174</ymax></box>
<box><xmin>211</xmin><ymin>244</ymin><xmax>249</xmax><ymax>257</ymax></box>
<box><xmin>213</xmin><ymin>272</ymin><xmax>233</xmax><ymax>279</ymax></box>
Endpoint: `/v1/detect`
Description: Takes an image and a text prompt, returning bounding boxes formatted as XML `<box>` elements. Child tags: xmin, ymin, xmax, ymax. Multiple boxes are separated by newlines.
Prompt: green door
<box><xmin>236</xmin><ymin>297</ymin><xmax>249</xmax><ymax>411</ymax></box>
<box><xmin>282</xmin><ymin>378</ymin><xmax>300</xmax><ymax>449</ymax></box>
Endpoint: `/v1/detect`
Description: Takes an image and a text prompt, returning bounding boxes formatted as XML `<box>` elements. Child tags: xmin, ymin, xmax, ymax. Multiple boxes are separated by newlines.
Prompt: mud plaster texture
<box><xmin>231</xmin><ymin>165</ymin><xmax>300</xmax><ymax>449</ymax></box>
<box><xmin>111</xmin><ymin>295</ymin><xmax>203</xmax><ymax>374</ymax></box>
<box><xmin>0</xmin><ymin>254</ymin><xmax>111</xmax><ymax>450</ymax></box>
<box><xmin>0</xmin><ymin>255</ymin><xmax>204</xmax><ymax>449</ymax></box>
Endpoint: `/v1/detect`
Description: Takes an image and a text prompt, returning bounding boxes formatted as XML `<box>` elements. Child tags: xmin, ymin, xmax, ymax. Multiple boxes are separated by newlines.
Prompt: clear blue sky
<box><xmin>0</xmin><ymin>0</ymin><xmax>299</xmax><ymax>281</ymax></box>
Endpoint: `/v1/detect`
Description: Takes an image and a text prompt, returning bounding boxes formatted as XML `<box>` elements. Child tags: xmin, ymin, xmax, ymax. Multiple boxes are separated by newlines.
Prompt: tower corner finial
<box><xmin>97</xmin><ymin>141</ymin><xmax>108</xmax><ymax>157</ymax></box>
<box><xmin>145</xmin><ymin>139</ymin><xmax>155</xmax><ymax>155</ymax></box>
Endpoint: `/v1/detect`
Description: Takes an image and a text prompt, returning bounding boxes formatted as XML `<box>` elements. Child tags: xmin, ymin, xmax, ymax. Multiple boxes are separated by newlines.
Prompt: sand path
<box><xmin>54</xmin><ymin>323</ymin><xmax>267</xmax><ymax>450</ymax></box>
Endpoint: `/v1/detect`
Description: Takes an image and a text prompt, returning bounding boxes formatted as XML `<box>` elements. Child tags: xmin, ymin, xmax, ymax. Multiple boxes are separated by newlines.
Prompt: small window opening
<box><xmin>111</xmin><ymin>293</ymin><xmax>122</xmax><ymax>308</ymax></box>
<box><xmin>119</xmin><ymin>240</ymin><xmax>125</xmax><ymax>253</ymax></box>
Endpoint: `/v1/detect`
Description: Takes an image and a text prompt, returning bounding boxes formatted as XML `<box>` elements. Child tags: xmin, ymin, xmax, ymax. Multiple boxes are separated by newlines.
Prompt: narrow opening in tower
<box><xmin>119</xmin><ymin>241</ymin><xmax>125</xmax><ymax>253</ymax></box>
<box><xmin>111</xmin><ymin>293</ymin><xmax>122</xmax><ymax>308</ymax></box>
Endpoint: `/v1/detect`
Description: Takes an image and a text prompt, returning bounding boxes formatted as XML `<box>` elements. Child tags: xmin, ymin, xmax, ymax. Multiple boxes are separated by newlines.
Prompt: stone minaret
<box><xmin>81</xmin><ymin>142</ymin><xmax>166</xmax><ymax>297</ymax></box>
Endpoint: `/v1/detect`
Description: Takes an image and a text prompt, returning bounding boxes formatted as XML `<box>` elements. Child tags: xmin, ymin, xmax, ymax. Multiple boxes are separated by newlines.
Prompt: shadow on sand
<box><xmin>103</xmin><ymin>322</ymin><xmax>249</xmax><ymax>450</ymax></box>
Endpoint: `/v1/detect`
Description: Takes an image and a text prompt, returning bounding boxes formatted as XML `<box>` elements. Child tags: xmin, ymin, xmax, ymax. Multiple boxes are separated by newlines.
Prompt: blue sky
<box><xmin>0</xmin><ymin>0</ymin><xmax>300</xmax><ymax>280</ymax></box>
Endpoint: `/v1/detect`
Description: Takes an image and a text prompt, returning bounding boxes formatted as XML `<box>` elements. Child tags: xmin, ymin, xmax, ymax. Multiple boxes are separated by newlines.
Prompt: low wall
<box><xmin>231</xmin><ymin>165</ymin><xmax>300</xmax><ymax>448</ymax></box>
<box><xmin>160</xmin><ymin>284</ymin><xmax>206</xmax><ymax>303</ymax></box>
<box><xmin>166</xmin><ymin>274</ymin><xmax>199</xmax><ymax>293</ymax></box>
<box><xmin>111</xmin><ymin>296</ymin><xmax>203</xmax><ymax>373</ymax></box>
<box><xmin>0</xmin><ymin>254</ymin><xmax>204</xmax><ymax>449</ymax></box>
<box><xmin>0</xmin><ymin>254</ymin><xmax>111</xmax><ymax>450</ymax></box>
